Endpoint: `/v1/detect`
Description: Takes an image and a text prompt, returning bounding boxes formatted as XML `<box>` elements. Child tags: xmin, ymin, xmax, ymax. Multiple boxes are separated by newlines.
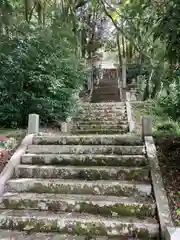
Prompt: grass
<box><xmin>0</xmin><ymin>128</ymin><xmax>26</xmax><ymax>138</ymax></box>
<box><xmin>132</xmin><ymin>100</ymin><xmax>180</xmax><ymax>137</ymax></box>
<box><xmin>0</xmin><ymin>128</ymin><xmax>26</xmax><ymax>173</ymax></box>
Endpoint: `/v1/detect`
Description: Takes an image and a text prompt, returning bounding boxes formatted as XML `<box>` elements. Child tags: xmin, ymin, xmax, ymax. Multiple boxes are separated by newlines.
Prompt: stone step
<box><xmin>74</xmin><ymin>115</ymin><xmax>127</xmax><ymax>121</ymax></box>
<box><xmin>92</xmin><ymin>91</ymin><xmax>119</xmax><ymax>96</ymax></box>
<box><xmin>72</xmin><ymin>124</ymin><xmax>128</xmax><ymax>130</ymax></box>
<box><xmin>72</xmin><ymin>127</ymin><xmax>129</xmax><ymax>134</ymax></box>
<box><xmin>0</xmin><ymin>210</ymin><xmax>159</xmax><ymax>237</ymax></box>
<box><xmin>92</xmin><ymin>90</ymin><xmax>119</xmax><ymax>94</ymax></box>
<box><xmin>91</xmin><ymin>96</ymin><xmax>120</xmax><ymax>101</ymax></box>
<box><xmin>91</xmin><ymin>99</ymin><xmax>121</xmax><ymax>103</ymax></box>
<box><xmin>78</xmin><ymin>109</ymin><xmax>126</xmax><ymax>114</ymax></box>
<box><xmin>1</xmin><ymin>193</ymin><xmax>156</xmax><ymax>219</ymax></box>
<box><xmin>82</xmin><ymin>102</ymin><xmax>125</xmax><ymax>106</ymax></box>
<box><xmin>6</xmin><ymin>179</ymin><xmax>152</xmax><ymax>197</ymax></box>
<box><xmin>81</xmin><ymin>102</ymin><xmax>125</xmax><ymax>107</ymax></box>
<box><xmin>27</xmin><ymin>145</ymin><xmax>145</xmax><ymax>155</ymax></box>
<box><xmin>95</xmin><ymin>87</ymin><xmax>118</xmax><ymax>91</ymax></box>
<box><xmin>0</xmin><ymin>230</ymin><xmax>122</xmax><ymax>240</ymax></box>
<box><xmin>74</xmin><ymin>120</ymin><xmax>128</xmax><ymax>126</ymax></box>
<box><xmin>15</xmin><ymin>165</ymin><xmax>150</xmax><ymax>181</ymax></box>
<box><xmin>33</xmin><ymin>135</ymin><xmax>143</xmax><ymax>146</ymax></box>
<box><xmin>77</xmin><ymin>111</ymin><xmax>126</xmax><ymax>117</ymax></box>
<box><xmin>96</xmin><ymin>84</ymin><xmax>118</xmax><ymax>88</ymax></box>
<box><xmin>21</xmin><ymin>154</ymin><xmax>147</xmax><ymax>167</ymax></box>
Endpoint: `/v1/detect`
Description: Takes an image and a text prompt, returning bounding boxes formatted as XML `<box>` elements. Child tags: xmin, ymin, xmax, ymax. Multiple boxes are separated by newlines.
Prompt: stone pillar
<box><xmin>142</xmin><ymin>116</ymin><xmax>152</xmax><ymax>136</ymax></box>
<box><xmin>126</xmin><ymin>91</ymin><xmax>131</xmax><ymax>102</ymax></box>
<box><xmin>61</xmin><ymin>122</ymin><xmax>68</xmax><ymax>133</ymax></box>
<box><xmin>122</xmin><ymin>58</ymin><xmax>127</xmax><ymax>89</ymax></box>
<box><xmin>28</xmin><ymin>114</ymin><xmax>39</xmax><ymax>134</ymax></box>
<box><xmin>165</xmin><ymin>227</ymin><xmax>180</xmax><ymax>240</ymax></box>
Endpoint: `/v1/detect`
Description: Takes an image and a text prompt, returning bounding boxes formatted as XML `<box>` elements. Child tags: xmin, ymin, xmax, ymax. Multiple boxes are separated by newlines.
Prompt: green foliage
<box><xmin>0</xmin><ymin>23</ymin><xmax>86</xmax><ymax>128</ymax></box>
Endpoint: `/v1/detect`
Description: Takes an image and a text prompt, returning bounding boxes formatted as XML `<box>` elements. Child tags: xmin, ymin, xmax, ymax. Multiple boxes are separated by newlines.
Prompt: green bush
<box><xmin>0</xmin><ymin>25</ymin><xmax>86</xmax><ymax>127</ymax></box>
<box><xmin>156</xmin><ymin>74</ymin><xmax>180</xmax><ymax>120</ymax></box>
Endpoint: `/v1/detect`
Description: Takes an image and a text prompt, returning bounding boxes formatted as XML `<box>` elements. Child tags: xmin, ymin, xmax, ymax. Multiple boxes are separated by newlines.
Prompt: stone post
<box><xmin>165</xmin><ymin>227</ymin><xmax>180</xmax><ymax>240</ymax></box>
<box><xmin>61</xmin><ymin>122</ymin><xmax>68</xmax><ymax>133</ymax></box>
<box><xmin>28</xmin><ymin>114</ymin><xmax>39</xmax><ymax>134</ymax></box>
<box><xmin>126</xmin><ymin>91</ymin><xmax>131</xmax><ymax>102</ymax></box>
<box><xmin>122</xmin><ymin>58</ymin><xmax>127</xmax><ymax>89</ymax></box>
<box><xmin>142</xmin><ymin>116</ymin><xmax>152</xmax><ymax>136</ymax></box>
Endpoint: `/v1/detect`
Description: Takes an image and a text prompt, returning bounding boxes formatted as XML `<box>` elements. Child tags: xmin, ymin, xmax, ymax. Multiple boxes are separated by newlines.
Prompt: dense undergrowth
<box><xmin>0</xmin><ymin>22</ymin><xmax>87</xmax><ymax>128</ymax></box>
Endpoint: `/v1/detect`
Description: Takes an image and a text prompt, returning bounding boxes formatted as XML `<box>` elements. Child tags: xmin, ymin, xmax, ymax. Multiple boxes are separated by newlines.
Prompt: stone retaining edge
<box><xmin>0</xmin><ymin>134</ymin><xmax>34</xmax><ymax>196</ymax></box>
<box><xmin>126</xmin><ymin>92</ymin><xmax>135</xmax><ymax>132</ymax></box>
<box><xmin>144</xmin><ymin>136</ymin><xmax>177</xmax><ymax>239</ymax></box>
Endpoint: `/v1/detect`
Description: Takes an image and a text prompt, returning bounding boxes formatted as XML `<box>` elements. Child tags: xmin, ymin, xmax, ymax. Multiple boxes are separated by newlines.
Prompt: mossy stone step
<box><xmin>80</xmin><ymin>106</ymin><xmax>125</xmax><ymax>111</ymax></box>
<box><xmin>0</xmin><ymin>193</ymin><xmax>156</xmax><ymax>219</ymax></box>
<box><xmin>78</xmin><ymin>109</ymin><xmax>126</xmax><ymax>114</ymax></box>
<box><xmin>15</xmin><ymin>165</ymin><xmax>150</xmax><ymax>182</ymax></box>
<box><xmin>21</xmin><ymin>154</ymin><xmax>147</xmax><ymax>167</ymax></box>
<box><xmin>5</xmin><ymin>179</ymin><xmax>152</xmax><ymax>197</ymax></box>
<box><xmin>77</xmin><ymin>112</ymin><xmax>126</xmax><ymax>118</ymax></box>
<box><xmin>72</xmin><ymin>124</ymin><xmax>128</xmax><ymax>131</ymax></box>
<box><xmin>0</xmin><ymin>231</ymin><xmax>118</xmax><ymax>240</ymax></box>
<box><xmin>27</xmin><ymin>145</ymin><xmax>145</xmax><ymax>155</ymax></box>
<box><xmin>74</xmin><ymin>120</ymin><xmax>128</xmax><ymax>126</ymax></box>
<box><xmin>82</xmin><ymin>102</ymin><xmax>125</xmax><ymax>107</ymax></box>
<box><xmin>72</xmin><ymin>129</ymin><xmax>128</xmax><ymax>135</ymax></box>
<box><xmin>0</xmin><ymin>210</ymin><xmax>159</xmax><ymax>237</ymax></box>
<box><xmin>73</xmin><ymin>115</ymin><xmax>127</xmax><ymax>121</ymax></box>
<box><xmin>91</xmin><ymin>99</ymin><xmax>121</xmax><ymax>103</ymax></box>
<box><xmin>33</xmin><ymin>135</ymin><xmax>143</xmax><ymax>146</ymax></box>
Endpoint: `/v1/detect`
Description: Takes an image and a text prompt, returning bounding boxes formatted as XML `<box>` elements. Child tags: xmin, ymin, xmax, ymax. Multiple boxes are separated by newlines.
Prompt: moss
<box><xmin>77</xmin><ymin>201</ymin><xmax>154</xmax><ymax>219</ymax></box>
<box><xmin>71</xmin><ymin>222</ymin><xmax>107</xmax><ymax>236</ymax></box>
<box><xmin>3</xmin><ymin>199</ymin><xmax>40</xmax><ymax>210</ymax></box>
<box><xmin>31</xmin><ymin>156</ymin><xmax>45</xmax><ymax>165</ymax></box>
<box><xmin>26</xmin><ymin>181</ymin><xmax>141</xmax><ymax>197</ymax></box>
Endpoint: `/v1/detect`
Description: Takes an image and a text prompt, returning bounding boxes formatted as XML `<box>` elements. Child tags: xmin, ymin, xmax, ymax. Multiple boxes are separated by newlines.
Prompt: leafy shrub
<box><xmin>0</xmin><ymin>24</ymin><xmax>86</xmax><ymax>127</ymax></box>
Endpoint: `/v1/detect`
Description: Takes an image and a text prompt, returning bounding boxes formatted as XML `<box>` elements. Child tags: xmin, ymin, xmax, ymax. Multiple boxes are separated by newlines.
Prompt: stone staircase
<box><xmin>0</xmin><ymin>102</ymin><xmax>160</xmax><ymax>239</ymax></box>
<box><xmin>71</xmin><ymin>102</ymin><xmax>128</xmax><ymax>134</ymax></box>
<box><xmin>91</xmin><ymin>69</ymin><xmax>120</xmax><ymax>103</ymax></box>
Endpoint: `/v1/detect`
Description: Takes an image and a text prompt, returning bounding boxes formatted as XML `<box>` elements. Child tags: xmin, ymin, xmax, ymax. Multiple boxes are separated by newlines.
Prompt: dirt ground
<box><xmin>155</xmin><ymin>136</ymin><xmax>180</xmax><ymax>226</ymax></box>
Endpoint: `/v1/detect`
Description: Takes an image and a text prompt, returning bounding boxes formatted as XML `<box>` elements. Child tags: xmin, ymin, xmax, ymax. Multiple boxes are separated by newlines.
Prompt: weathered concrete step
<box><xmin>79</xmin><ymin>104</ymin><xmax>125</xmax><ymax>109</ymax></box>
<box><xmin>27</xmin><ymin>145</ymin><xmax>145</xmax><ymax>155</ymax></box>
<box><xmin>74</xmin><ymin>115</ymin><xmax>127</xmax><ymax>121</ymax></box>
<box><xmin>91</xmin><ymin>99</ymin><xmax>121</xmax><ymax>104</ymax></box>
<box><xmin>96</xmin><ymin>85</ymin><xmax>118</xmax><ymax>89</ymax></box>
<box><xmin>74</xmin><ymin>120</ymin><xmax>128</xmax><ymax>126</ymax></box>
<box><xmin>15</xmin><ymin>165</ymin><xmax>150</xmax><ymax>181</ymax></box>
<box><xmin>0</xmin><ymin>210</ymin><xmax>159</xmax><ymax>237</ymax></box>
<box><xmin>78</xmin><ymin>109</ymin><xmax>126</xmax><ymax>115</ymax></box>
<box><xmin>1</xmin><ymin>193</ymin><xmax>156</xmax><ymax>218</ymax></box>
<box><xmin>91</xmin><ymin>97</ymin><xmax>120</xmax><ymax>102</ymax></box>
<box><xmin>77</xmin><ymin>112</ymin><xmax>126</xmax><ymax>118</ymax></box>
<box><xmin>33</xmin><ymin>135</ymin><xmax>143</xmax><ymax>146</ymax></box>
<box><xmin>6</xmin><ymin>179</ymin><xmax>152</xmax><ymax>197</ymax></box>
<box><xmin>92</xmin><ymin>92</ymin><xmax>119</xmax><ymax>96</ymax></box>
<box><xmin>72</xmin><ymin>128</ymin><xmax>128</xmax><ymax>135</ymax></box>
<box><xmin>92</xmin><ymin>90</ymin><xmax>119</xmax><ymax>95</ymax></box>
<box><xmin>72</xmin><ymin>124</ymin><xmax>128</xmax><ymax>131</ymax></box>
<box><xmin>21</xmin><ymin>154</ymin><xmax>147</xmax><ymax>167</ymax></box>
<box><xmin>95</xmin><ymin>86</ymin><xmax>118</xmax><ymax>91</ymax></box>
<box><xmin>0</xmin><ymin>231</ymin><xmax>120</xmax><ymax>240</ymax></box>
<box><xmin>91</xmin><ymin>99</ymin><xmax>121</xmax><ymax>103</ymax></box>
<box><xmin>82</xmin><ymin>102</ymin><xmax>125</xmax><ymax>107</ymax></box>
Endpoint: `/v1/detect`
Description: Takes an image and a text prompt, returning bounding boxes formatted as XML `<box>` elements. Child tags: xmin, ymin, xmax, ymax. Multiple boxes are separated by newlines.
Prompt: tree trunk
<box><xmin>116</xmin><ymin>32</ymin><xmax>122</xmax><ymax>66</ymax></box>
